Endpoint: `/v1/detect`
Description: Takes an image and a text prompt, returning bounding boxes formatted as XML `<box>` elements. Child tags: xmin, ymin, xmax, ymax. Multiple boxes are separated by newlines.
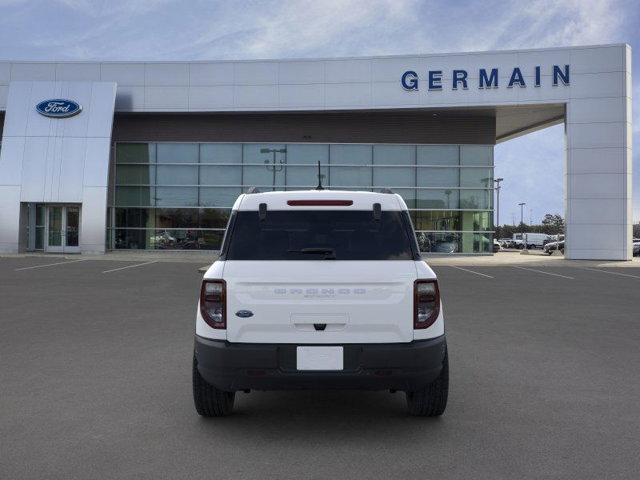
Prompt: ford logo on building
<box><xmin>36</xmin><ymin>99</ymin><xmax>82</xmax><ymax>118</ymax></box>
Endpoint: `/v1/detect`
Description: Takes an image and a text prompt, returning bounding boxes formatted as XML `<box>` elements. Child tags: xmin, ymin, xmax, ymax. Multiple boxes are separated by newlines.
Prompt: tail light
<box><xmin>414</xmin><ymin>279</ymin><xmax>440</xmax><ymax>329</ymax></box>
<box><xmin>200</xmin><ymin>279</ymin><xmax>226</xmax><ymax>329</ymax></box>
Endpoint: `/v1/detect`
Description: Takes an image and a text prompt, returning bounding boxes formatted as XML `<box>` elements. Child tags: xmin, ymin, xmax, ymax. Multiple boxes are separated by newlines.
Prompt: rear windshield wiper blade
<box><xmin>288</xmin><ymin>247</ymin><xmax>336</xmax><ymax>259</ymax></box>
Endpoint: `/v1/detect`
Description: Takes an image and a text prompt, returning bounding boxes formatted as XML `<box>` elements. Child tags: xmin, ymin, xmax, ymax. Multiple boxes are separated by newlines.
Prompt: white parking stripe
<box><xmin>580</xmin><ymin>267</ymin><xmax>640</xmax><ymax>279</ymax></box>
<box><xmin>513</xmin><ymin>266</ymin><xmax>574</xmax><ymax>279</ymax></box>
<box><xmin>449</xmin><ymin>266</ymin><xmax>494</xmax><ymax>278</ymax></box>
<box><xmin>101</xmin><ymin>261</ymin><xmax>157</xmax><ymax>274</ymax></box>
<box><xmin>15</xmin><ymin>259</ymin><xmax>86</xmax><ymax>271</ymax></box>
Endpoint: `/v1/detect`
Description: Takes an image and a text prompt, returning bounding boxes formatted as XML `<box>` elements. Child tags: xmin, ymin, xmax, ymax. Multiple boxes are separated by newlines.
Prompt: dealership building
<box><xmin>0</xmin><ymin>44</ymin><xmax>633</xmax><ymax>259</ymax></box>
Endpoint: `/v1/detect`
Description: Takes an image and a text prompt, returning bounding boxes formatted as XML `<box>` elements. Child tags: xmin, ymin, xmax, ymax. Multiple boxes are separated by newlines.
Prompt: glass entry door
<box><xmin>45</xmin><ymin>205</ymin><xmax>81</xmax><ymax>253</ymax></box>
<box><xmin>65</xmin><ymin>206</ymin><xmax>80</xmax><ymax>251</ymax></box>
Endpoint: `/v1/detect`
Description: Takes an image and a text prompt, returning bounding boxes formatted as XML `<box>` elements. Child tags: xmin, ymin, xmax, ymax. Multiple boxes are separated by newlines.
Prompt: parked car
<box><xmin>432</xmin><ymin>239</ymin><xmax>458</xmax><ymax>253</ymax></box>
<box><xmin>544</xmin><ymin>234</ymin><xmax>565</xmax><ymax>246</ymax></box>
<box><xmin>498</xmin><ymin>238</ymin><xmax>517</xmax><ymax>249</ymax></box>
<box><xmin>416</xmin><ymin>232</ymin><xmax>459</xmax><ymax>253</ymax></box>
<box><xmin>633</xmin><ymin>238</ymin><xmax>640</xmax><ymax>256</ymax></box>
<box><xmin>193</xmin><ymin>190</ymin><xmax>448</xmax><ymax>417</ymax></box>
<box><xmin>492</xmin><ymin>239</ymin><xmax>501</xmax><ymax>253</ymax></box>
<box><xmin>543</xmin><ymin>240</ymin><xmax>565</xmax><ymax>255</ymax></box>
<box><xmin>513</xmin><ymin>232</ymin><xmax>552</xmax><ymax>249</ymax></box>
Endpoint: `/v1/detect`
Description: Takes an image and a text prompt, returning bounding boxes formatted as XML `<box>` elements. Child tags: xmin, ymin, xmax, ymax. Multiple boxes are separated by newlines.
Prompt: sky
<box><xmin>0</xmin><ymin>0</ymin><xmax>638</xmax><ymax>225</ymax></box>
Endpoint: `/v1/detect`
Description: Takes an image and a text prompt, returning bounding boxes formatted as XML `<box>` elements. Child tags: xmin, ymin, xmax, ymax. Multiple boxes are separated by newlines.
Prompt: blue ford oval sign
<box><xmin>36</xmin><ymin>99</ymin><xmax>82</xmax><ymax>118</ymax></box>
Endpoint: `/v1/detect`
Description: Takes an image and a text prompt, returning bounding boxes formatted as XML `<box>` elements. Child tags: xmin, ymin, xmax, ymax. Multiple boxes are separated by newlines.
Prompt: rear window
<box><xmin>224</xmin><ymin>210</ymin><xmax>417</xmax><ymax>260</ymax></box>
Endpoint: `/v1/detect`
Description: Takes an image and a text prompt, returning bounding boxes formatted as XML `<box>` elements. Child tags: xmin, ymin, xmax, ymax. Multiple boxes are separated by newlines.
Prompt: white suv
<box><xmin>193</xmin><ymin>189</ymin><xmax>448</xmax><ymax>416</ymax></box>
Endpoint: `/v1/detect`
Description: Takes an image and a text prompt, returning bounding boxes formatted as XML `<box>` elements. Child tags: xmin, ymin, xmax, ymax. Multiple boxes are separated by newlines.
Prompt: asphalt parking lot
<box><xmin>1</xmin><ymin>256</ymin><xmax>639</xmax><ymax>479</ymax></box>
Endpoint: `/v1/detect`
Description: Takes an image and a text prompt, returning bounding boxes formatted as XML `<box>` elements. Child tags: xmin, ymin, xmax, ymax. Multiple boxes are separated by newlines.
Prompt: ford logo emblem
<box><xmin>36</xmin><ymin>99</ymin><xmax>82</xmax><ymax>118</ymax></box>
<box><xmin>235</xmin><ymin>310</ymin><xmax>254</xmax><ymax>318</ymax></box>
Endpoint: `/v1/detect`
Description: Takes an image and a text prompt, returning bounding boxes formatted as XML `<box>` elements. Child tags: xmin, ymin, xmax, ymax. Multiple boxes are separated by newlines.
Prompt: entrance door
<box><xmin>46</xmin><ymin>206</ymin><xmax>64</xmax><ymax>253</ymax></box>
<box><xmin>45</xmin><ymin>205</ymin><xmax>81</xmax><ymax>253</ymax></box>
<box><xmin>65</xmin><ymin>206</ymin><xmax>80</xmax><ymax>253</ymax></box>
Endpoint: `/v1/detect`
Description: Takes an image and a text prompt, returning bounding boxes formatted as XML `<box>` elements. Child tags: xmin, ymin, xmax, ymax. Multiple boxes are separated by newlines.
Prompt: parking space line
<box><xmin>449</xmin><ymin>266</ymin><xmax>494</xmax><ymax>278</ymax></box>
<box><xmin>580</xmin><ymin>267</ymin><xmax>640</xmax><ymax>279</ymax></box>
<box><xmin>15</xmin><ymin>259</ymin><xmax>86</xmax><ymax>271</ymax></box>
<box><xmin>513</xmin><ymin>266</ymin><xmax>574</xmax><ymax>280</ymax></box>
<box><xmin>102</xmin><ymin>261</ymin><xmax>158</xmax><ymax>274</ymax></box>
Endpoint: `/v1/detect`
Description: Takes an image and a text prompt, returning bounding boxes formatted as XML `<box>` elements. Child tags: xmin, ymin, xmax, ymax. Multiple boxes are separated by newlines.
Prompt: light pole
<box><xmin>518</xmin><ymin>202</ymin><xmax>527</xmax><ymax>252</ymax></box>
<box><xmin>518</xmin><ymin>202</ymin><xmax>526</xmax><ymax>226</ymax></box>
<box><xmin>261</xmin><ymin>147</ymin><xmax>287</xmax><ymax>191</ymax></box>
<box><xmin>494</xmin><ymin>178</ymin><xmax>503</xmax><ymax>227</ymax></box>
<box><xmin>481</xmin><ymin>177</ymin><xmax>492</xmax><ymax>214</ymax></box>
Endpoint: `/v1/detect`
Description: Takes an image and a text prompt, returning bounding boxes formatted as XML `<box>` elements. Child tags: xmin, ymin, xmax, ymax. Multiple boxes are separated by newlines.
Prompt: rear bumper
<box><xmin>194</xmin><ymin>335</ymin><xmax>447</xmax><ymax>392</ymax></box>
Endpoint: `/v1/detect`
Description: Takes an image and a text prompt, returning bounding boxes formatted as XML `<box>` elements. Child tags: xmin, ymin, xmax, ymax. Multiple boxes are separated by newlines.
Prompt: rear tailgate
<box><xmin>224</xmin><ymin>260</ymin><xmax>417</xmax><ymax>344</ymax></box>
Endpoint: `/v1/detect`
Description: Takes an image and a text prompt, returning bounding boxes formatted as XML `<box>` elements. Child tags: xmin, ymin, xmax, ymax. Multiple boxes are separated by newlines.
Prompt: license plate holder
<box><xmin>296</xmin><ymin>346</ymin><xmax>344</xmax><ymax>371</ymax></box>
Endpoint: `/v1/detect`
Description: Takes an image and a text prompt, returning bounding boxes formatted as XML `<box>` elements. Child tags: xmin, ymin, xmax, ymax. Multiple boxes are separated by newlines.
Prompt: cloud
<box><xmin>485</xmin><ymin>0</ymin><xmax>625</xmax><ymax>49</ymax></box>
<box><xmin>0</xmin><ymin>0</ymin><xmax>637</xmax><ymax>221</ymax></box>
<box><xmin>0</xmin><ymin>0</ymin><xmax>633</xmax><ymax>60</ymax></box>
<box><xmin>54</xmin><ymin>0</ymin><xmax>174</xmax><ymax>17</ymax></box>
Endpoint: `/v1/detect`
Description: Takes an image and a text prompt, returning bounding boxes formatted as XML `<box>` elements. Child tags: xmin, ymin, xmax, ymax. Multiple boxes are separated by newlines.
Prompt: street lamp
<box><xmin>444</xmin><ymin>189</ymin><xmax>452</xmax><ymax>209</ymax></box>
<box><xmin>494</xmin><ymin>178</ymin><xmax>504</xmax><ymax>227</ymax></box>
<box><xmin>518</xmin><ymin>202</ymin><xmax>526</xmax><ymax>226</ymax></box>
<box><xmin>261</xmin><ymin>147</ymin><xmax>287</xmax><ymax>191</ymax></box>
<box><xmin>481</xmin><ymin>177</ymin><xmax>492</xmax><ymax>214</ymax></box>
<box><xmin>518</xmin><ymin>202</ymin><xmax>527</xmax><ymax>252</ymax></box>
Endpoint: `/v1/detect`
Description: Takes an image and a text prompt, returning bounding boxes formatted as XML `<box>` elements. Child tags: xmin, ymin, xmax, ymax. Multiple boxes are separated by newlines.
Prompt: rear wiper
<box><xmin>288</xmin><ymin>247</ymin><xmax>336</xmax><ymax>259</ymax></box>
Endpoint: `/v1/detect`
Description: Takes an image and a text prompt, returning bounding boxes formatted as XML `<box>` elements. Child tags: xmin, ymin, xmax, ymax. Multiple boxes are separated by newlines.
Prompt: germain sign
<box><xmin>401</xmin><ymin>65</ymin><xmax>570</xmax><ymax>91</ymax></box>
<box><xmin>36</xmin><ymin>99</ymin><xmax>82</xmax><ymax>118</ymax></box>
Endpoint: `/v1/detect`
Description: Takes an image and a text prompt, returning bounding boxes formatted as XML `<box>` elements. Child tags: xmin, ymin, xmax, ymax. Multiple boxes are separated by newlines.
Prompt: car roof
<box><xmin>234</xmin><ymin>189</ymin><xmax>408</xmax><ymax>211</ymax></box>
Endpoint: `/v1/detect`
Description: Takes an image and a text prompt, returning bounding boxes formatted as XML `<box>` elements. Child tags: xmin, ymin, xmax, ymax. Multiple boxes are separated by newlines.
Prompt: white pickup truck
<box><xmin>193</xmin><ymin>189</ymin><xmax>448</xmax><ymax>417</ymax></box>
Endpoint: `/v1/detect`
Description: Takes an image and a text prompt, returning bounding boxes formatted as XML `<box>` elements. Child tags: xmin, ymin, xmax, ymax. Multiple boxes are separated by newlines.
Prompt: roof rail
<box><xmin>246</xmin><ymin>186</ymin><xmax>261</xmax><ymax>194</ymax></box>
<box><xmin>379</xmin><ymin>188</ymin><xmax>394</xmax><ymax>194</ymax></box>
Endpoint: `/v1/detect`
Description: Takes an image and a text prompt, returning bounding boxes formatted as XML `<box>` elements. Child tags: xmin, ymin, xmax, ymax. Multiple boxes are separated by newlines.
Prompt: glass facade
<box><xmin>109</xmin><ymin>143</ymin><xmax>494</xmax><ymax>253</ymax></box>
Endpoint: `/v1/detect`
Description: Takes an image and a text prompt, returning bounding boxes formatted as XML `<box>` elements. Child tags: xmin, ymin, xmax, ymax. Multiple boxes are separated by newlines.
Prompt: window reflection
<box><xmin>461</xmin><ymin>145</ymin><xmax>493</xmax><ymax>165</ymax></box>
<box><xmin>460</xmin><ymin>189</ymin><xmax>493</xmax><ymax>209</ymax></box>
<box><xmin>416</xmin><ymin>189</ymin><xmax>459</xmax><ymax>209</ymax></box>
<box><xmin>112</xmin><ymin>229</ymin><xmax>225</xmax><ymax>250</ymax></box>
<box><xmin>416</xmin><ymin>232</ymin><xmax>492</xmax><ymax>253</ymax></box>
<box><xmin>112</xmin><ymin>142</ymin><xmax>494</xmax><ymax>252</ymax></box>
<box><xmin>114</xmin><ymin>208</ymin><xmax>230</xmax><ymax>229</ymax></box>
<box><xmin>417</xmin><ymin>145</ymin><xmax>459</xmax><ymax>165</ymax></box>
<box><xmin>157</xmin><ymin>143</ymin><xmax>198</xmax><ymax>164</ymax></box>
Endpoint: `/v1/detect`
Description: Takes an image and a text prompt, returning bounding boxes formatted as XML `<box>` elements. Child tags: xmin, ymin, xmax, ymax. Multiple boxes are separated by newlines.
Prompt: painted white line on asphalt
<box><xmin>449</xmin><ymin>266</ymin><xmax>494</xmax><ymax>278</ymax></box>
<box><xmin>15</xmin><ymin>259</ymin><xmax>86</xmax><ymax>271</ymax></box>
<box><xmin>513</xmin><ymin>266</ymin><xmax>574</xmax><ymax>280</ymax></box>
<box><xmin>580</xmin><ymin>267</ymin><xmax>640</xmax><ymax>279</ymax></box>
<box><xmin>102</xmin><ymin>261</ymin><xmax>158</xmax><ymax>274</ymax></box>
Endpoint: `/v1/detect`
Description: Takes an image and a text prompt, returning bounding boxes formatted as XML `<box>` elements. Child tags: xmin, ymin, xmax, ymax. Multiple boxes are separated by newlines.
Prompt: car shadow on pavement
<box><xmin>189</xmin><ymin>390</ymin><xmax>449</xmax><ymax>437</ymax></box>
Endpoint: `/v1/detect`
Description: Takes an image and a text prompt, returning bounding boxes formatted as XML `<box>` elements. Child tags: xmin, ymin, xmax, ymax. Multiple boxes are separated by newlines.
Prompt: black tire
<box><xmin>405</xmin><ymin>349</ymin><xmax>449</xmax><ymax>417</ymax></box>
<box><xmin>192</xmin><ymin>355</ymin><xmax>235</xmax><ymax>417</ymax></box>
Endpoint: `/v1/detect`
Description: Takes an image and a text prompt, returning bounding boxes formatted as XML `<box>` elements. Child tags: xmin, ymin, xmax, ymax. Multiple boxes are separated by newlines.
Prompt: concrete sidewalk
<box><xmin>0</xmin><ymin>250</ymin><xmax>217</xmax><ymax>264</ymax></box>
<box><xmin>2</xmin><ymin>250</ymin><xmax>638</xmax><ymax>269</ymax></box>
<box><xmin>425</xmin><ymin>251</ymin><xmax>640</xmax><ymax>268</ymax></box>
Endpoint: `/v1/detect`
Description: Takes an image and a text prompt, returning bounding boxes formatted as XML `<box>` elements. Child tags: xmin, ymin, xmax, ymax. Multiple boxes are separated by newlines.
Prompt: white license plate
<box><xmin>296</xmin><ymin>346</ymin><xmax>344</xmax><ymax>371</ymax></box>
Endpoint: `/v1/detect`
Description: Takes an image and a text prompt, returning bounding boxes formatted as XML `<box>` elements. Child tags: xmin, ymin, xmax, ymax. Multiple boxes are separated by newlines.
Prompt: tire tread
<box><xmin>192</xmin><ymin>355</ymin><xmax>235</xmax><ymax>417</ymax></box>
<box><xmin>405</xmin><ymin>349</ymin><xmax>449</xmax><ymax>417</ymax></box>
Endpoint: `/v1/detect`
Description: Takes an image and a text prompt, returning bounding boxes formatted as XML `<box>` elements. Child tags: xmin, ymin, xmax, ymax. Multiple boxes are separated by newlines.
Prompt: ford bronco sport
<box><xmin>193</xmin><ymin>189</ymin><xmax>448</xmax><ymax>416</ymax></box>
